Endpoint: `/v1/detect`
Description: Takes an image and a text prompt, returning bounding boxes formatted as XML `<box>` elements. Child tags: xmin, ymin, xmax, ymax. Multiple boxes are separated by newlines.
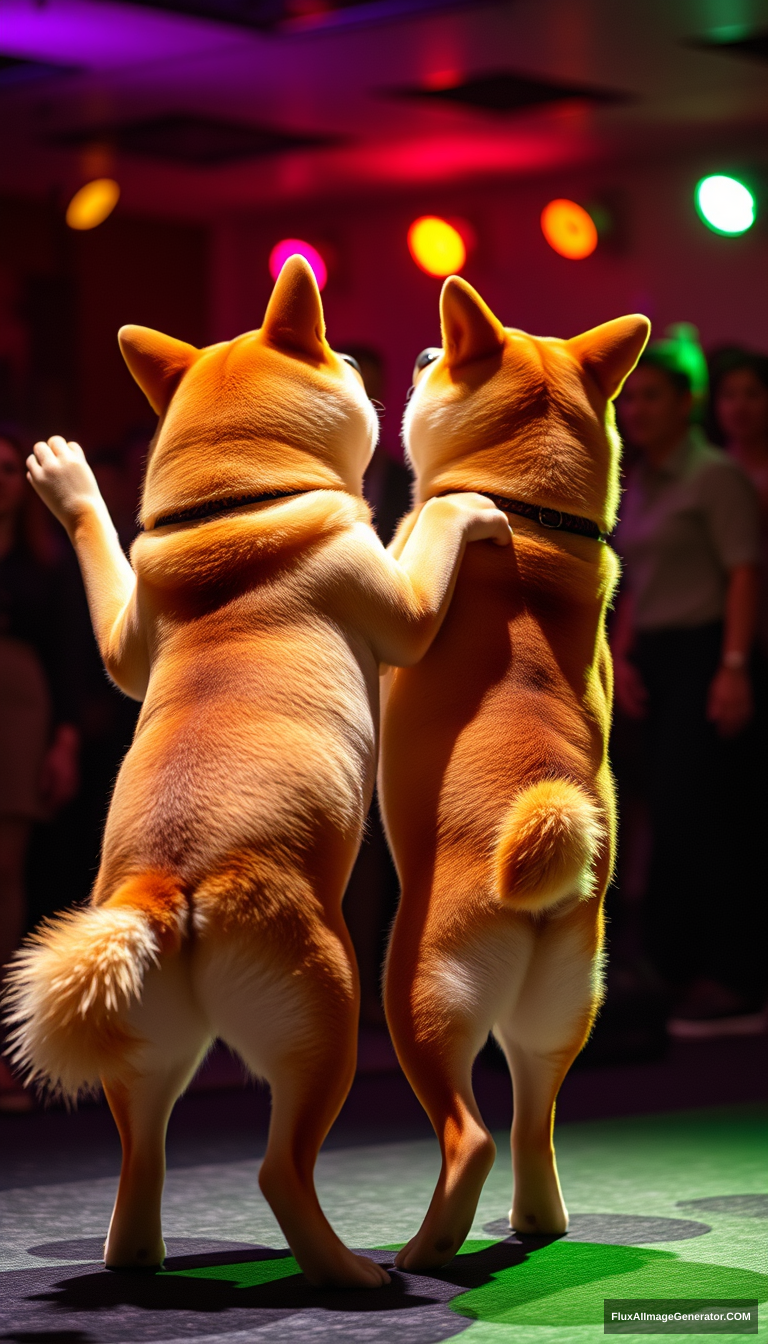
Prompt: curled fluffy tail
<box><xmin>494</xmin><ymin>780</ymin><xmax>604</xmax><ymax>913</ymax></box>
<box><xmin>3</xmin><ymin>872</ymin><xmax>186</xmax><ymax>1099</ymax></box>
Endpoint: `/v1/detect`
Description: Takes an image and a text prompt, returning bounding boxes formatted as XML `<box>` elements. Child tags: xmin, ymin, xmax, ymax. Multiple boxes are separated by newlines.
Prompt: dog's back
<box><xmin>101</xmin><ymin>490</ymin><xmax>378</xmax><ymax>907</ymax></box>
<box><xmin>382</xmin><ymin>522</ymin><xmax>617</xmax><ymax>924</ymax></box>
<box><xmin>380</xmin><ymin>277</ymin><xmax>649</xmax><ymax>1273</ymax></box>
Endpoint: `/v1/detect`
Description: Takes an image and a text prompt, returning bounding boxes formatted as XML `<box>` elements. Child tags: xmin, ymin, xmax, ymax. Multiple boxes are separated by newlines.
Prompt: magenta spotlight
<box><xmin>268</xmin><ymin>238</ymin><xmax>328</xmax><ymax>290</ymax></box>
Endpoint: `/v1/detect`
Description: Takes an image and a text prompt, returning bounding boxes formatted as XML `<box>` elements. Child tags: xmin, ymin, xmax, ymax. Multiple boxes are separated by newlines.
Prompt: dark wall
<box><xmin>74</xmin><ymin>214</ymin><xmax>209</xmax><ymax>448</ymax></box>
<box><xmin>0</xmin><ymin>196</ymin><xmax>209</xmax><ymax>451</ymax></box>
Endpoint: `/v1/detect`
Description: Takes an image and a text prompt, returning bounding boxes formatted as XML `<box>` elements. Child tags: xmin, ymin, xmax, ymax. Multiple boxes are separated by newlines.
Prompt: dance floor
<box><xmin>1</xmin><ymin>1101</ymin><xmax>766</xmax><ymax>1343</ymax></box>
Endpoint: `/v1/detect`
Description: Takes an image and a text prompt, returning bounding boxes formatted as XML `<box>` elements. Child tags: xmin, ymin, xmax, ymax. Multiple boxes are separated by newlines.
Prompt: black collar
<box><xmin>150</xmin><ymin>489</ymin><xmax>305</xmax><ymax>531</ymax></box>
<box><xmin>481</xmin><ymin>492</ymin><xmax>607</xmax><ymax>543</ymax></box>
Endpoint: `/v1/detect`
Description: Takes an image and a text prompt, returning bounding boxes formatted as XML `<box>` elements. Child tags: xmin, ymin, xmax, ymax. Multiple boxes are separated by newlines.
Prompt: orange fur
<box><xmin>4</xmin><ymin>257</ymin><xmax>508</xmax><ymax>1288</ymax></box>
<box><xmin>380</xmin><ymin>277</ymin><xmax>649</xmax><ymax>1271</ymax></box>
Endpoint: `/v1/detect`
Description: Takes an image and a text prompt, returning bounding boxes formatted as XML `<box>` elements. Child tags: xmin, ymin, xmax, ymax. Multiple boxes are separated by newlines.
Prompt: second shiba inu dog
<box><xmin>381</xmin><ymin>277</ymin><xmax>649</xmax><ymax>1271</ymax></box>
<box><xmin>5</xmin><ymin>258</ymin><xmax>510</xmax><ymax>1288</ymax></box>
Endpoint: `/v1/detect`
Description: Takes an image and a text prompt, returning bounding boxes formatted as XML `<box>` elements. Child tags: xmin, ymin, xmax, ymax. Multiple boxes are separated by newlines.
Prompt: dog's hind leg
<box><xmin>493</xmin><ymin>910</ymin><xmax>603</xmax><ymax>1236</ymax></box>
<box><xmin>194</xmin><ymin>908</ymin><xmax>389</xmax><ymax>1290</ymax></box>
<box><xmin>385</xmin><ymin>906</ymin><xmax>535</xmax><ymax>1273</ymax></box>
<box><xmin>102</xmin><ymin>949</ymin><xmax>212</xmax><ymax>1269</ymax></box>
<box><xmin>5</xmin><ymin>871</ymin><xmax>211</xmax><ymax>1269</ymax></box>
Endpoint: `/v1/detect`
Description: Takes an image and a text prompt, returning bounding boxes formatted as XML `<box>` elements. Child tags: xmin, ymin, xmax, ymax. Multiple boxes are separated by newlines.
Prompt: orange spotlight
<box><xmin>541</xmin><ymin>198</ymin><xmax>597</xmax><ymax>259</ymax></box>
<box><xmin>66</xmin><ymin>178</ymin><xmax>120</xmax><ymax>231</ymax></box>
<box><xmin>408</xmin><ymin>215</ymin><xmax>467</xmax><ymax>277</ymax></box>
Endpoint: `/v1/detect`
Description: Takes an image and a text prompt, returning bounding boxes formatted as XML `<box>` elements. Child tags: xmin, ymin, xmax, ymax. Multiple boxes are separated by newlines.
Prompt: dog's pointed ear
<box><xmin>569</xmin><ymin>315</ymin><xmax>651</xmax><ymax>401</ymax></box>
<box><xmin>440</xmin><ymin>276</ymin><xmax>506</xmax><ymax>369</ymax></box>
<box><xmin>118</xmin><ymin>326</ymin><xmax>199</xmax><ymax>415</ymax></box>
<box><xmin>261</xmin><ymin>254</ymin><xmax>328</xmax><ymax>361</ymax></box>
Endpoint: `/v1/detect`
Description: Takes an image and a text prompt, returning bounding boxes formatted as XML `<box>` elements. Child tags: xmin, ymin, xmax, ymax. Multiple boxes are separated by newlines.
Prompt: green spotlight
<box><xmin>695</xmin><ymin>174</ymin><xmax>756</xmax><ymax>235</ymax></box>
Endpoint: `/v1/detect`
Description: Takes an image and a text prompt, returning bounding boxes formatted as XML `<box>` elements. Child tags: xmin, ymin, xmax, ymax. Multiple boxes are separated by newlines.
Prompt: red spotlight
<box><xmin>269</xmin><ymin>238</ymin><xmax>328</xmax><ymax>290</ymax></box>
<box><xmin>541</xmin><ymin>199</ymin><xmax>598</xmax><ymax>260</ymax></box>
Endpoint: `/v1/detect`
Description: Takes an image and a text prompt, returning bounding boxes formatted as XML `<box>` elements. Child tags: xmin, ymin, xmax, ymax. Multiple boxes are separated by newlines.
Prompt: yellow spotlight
<box><xmin>408</xmin><ymin>215</ymin><xmax>467</xmax><ymax>277</ymax></box>
<box><xmin>66</xmin><ymin>178</ymin><xmax>121</xmax><ymax>231</ymax></box>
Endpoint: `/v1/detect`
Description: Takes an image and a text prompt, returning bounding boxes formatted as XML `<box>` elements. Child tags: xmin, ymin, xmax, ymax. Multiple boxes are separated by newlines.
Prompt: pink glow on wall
<box><xmin>349</xmin><ymin>133</ymin><xmax>574</xmax><ymax>186</ymax></box>
<box><xmin>269</xmin><ymin>239</ymin><xmax>328</xmax><ymax>290</ymax></box>
<box><xmin>424</xmin><ymin>69</ymin><xmax>462</xmax><ymax>91</ymax></box>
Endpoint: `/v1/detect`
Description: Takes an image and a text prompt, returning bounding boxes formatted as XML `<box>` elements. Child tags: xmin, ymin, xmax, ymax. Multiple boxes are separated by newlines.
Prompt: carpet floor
<box><xmin>1</xmin><ymin>1104</ymin><xmax>766</xmax><ymax>1343</ymax></box>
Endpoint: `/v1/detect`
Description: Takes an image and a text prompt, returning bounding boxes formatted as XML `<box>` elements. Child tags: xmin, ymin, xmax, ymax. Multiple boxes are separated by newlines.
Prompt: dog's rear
<box><xmin>380</xmin><ymin>278</ymin><xmax>648</xmax><ymax>1271</ymax></box>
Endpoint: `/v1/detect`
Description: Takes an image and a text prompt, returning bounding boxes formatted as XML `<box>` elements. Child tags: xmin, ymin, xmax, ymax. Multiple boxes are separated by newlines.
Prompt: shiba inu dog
<box><xmin>5</xmin><ymin>257</ymin><xmax>510</xmax><ymax>1288</ymax></box>
<box><xmin>380</xmin><ymin>277</ymin><xmax>649</xmax><ymax>1272</ymax></box>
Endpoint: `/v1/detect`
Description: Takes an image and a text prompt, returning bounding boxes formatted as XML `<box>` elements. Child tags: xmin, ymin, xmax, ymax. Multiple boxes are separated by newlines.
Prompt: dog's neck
<box><xmin>440</xmin><ymin>491</ymin><xmax>607</xmax><ymax>544</ymax></box>
<box><xmin>131</xmin><ymin>489</ymin><xmax>369</xmax><ymax>597</ymax></box>
<box><xmin>148</xmin><ymin>489</ymin><xmax>307</xmax><ymax>532</ymax></box>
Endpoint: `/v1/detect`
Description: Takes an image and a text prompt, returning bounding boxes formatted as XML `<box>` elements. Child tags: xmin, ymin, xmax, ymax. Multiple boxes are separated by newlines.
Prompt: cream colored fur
<box><xmin>495</xmin><ymin>778</ymin><xmax>605</xmax><ymax>911</ymax></box>
<box><xmin>6</xmin><ymin>905</ymin><xmax>162</xmax><ymax>1096</ymax></box>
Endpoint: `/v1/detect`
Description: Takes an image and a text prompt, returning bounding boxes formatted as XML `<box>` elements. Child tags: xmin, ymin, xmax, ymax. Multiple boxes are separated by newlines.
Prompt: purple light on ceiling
<box><xmin>1</xmin><ymin>0</ymin><xmax>234</xmax><ymax>68</ymax></box>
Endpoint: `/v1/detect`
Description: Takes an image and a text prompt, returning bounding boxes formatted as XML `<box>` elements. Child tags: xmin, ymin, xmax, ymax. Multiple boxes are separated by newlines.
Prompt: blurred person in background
<box><xmin>612</xmin><ymin>341</ymin><xmax>764</xmax><ymax>1025</ymax></box>
<box><xmin>0</xmin><ymin>428</ymin><xmax>82</xmax><ymax>1108</ymax></box>
<box><xmin>710</xmin><ymin>350</ymin><xmax>768</xmax><ymax>663</ymax></box>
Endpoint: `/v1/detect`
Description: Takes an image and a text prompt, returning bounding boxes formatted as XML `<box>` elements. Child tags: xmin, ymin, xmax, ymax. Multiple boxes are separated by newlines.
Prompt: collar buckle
<box><xmin>538</xmin><ymin>506</ymin><xmax>563</xmax><ymax>530</ymax></box>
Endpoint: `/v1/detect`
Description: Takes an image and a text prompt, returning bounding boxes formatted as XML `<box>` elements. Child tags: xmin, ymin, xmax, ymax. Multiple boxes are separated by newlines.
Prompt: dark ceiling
<box><xmin>1</xmin><ymin>0</ymin><xmax>767</xmax><ymax>220</ymax></box>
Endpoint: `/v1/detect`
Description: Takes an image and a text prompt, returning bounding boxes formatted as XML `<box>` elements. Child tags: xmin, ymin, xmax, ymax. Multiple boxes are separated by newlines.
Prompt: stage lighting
<box><xmin>408</xmin><ymin>216</ymin><xmax>467</xmax><ymax>277</ymax></box>
<box><xmin>66</xmin><ymin>178</ymin><xmax>120</xmax><ymax>231</ymax></box>
<box><xmin>541</xmin><ymin>199</ymin><xmax>598</xmax><ymax>259</ymax></box>
<box><xmin>695</xmin><ymin>175</ymin><xmax>756</xmax><ymax>235</ymax></box>
<box><xmin>269</xmin><ymin>238</ymin><xmax>327</xmax><ymax>289</ymax></box>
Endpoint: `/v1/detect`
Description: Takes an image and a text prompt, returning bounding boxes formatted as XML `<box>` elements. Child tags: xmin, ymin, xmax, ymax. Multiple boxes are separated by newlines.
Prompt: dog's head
<box><xmin>404</xmin><ymin>277</ymin><xmax>649</xmax><ymax>536</ymax></box>
<box><xmin>119</xmin><ymin>256</ymin><xmax>378</xmax><ymax>530</ymax></box>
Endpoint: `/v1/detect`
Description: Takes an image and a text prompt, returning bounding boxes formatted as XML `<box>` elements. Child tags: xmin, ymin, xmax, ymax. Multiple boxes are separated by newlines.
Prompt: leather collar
<box><xmin>479</xmin><ymin>492</ymin><xmax>607</xmax><ymax>543</ymax></box>
<box><xmin>149</xmin><ymin>489</ymin><xmax>305</xmax><ymax>531</ymax></box>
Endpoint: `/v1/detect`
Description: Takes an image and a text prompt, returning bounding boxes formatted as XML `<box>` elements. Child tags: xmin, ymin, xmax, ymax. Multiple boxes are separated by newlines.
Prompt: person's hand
<box><xmin>38</xmin><ymin>724</ymin><xmax>80</xmax><ymax>814</ymax></box>
<box><xmin>707</xmin><ymin>666</ymin><xmax>753</xmax><ymax>739</ymax></box>
<box><xmin>27</xmin><ymin>436</ymin><xmax>103</xmax><ymax>533</ymax></box>
<box><xmin>613</xmin><ymin>654</ymin><xmax>648</xmax><ymax>719</ymax></box>
<box><xmin>435</xmin><ymin>492</ymin><xmax>512</xmax><ymax>547</ymax></box>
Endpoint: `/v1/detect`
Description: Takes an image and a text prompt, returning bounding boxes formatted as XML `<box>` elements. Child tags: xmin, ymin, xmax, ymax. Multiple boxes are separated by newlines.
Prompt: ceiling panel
<box><xmin>87</xmin><ymin>0</ymin><xmax>481</xmax><ymax>31</ymax></box>
<box><xmin>392</xmin><ymin>69</ymin><xmax>632</xmax><ymax>113</ymax></box>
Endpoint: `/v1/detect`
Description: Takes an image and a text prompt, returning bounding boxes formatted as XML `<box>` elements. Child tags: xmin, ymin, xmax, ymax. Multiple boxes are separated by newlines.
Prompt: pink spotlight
<box><xmin>269</xmin><ymin>239</ymin><xmax>328</xmax><ymax>290</ymax></box>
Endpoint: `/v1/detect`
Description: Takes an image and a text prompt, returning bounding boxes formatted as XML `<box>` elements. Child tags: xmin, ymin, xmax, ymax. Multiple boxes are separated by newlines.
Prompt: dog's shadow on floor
<box><xmin>29</xmin><ymin>1235</ymin><xmax>557</xmax><ymax>1317</ymax></box>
